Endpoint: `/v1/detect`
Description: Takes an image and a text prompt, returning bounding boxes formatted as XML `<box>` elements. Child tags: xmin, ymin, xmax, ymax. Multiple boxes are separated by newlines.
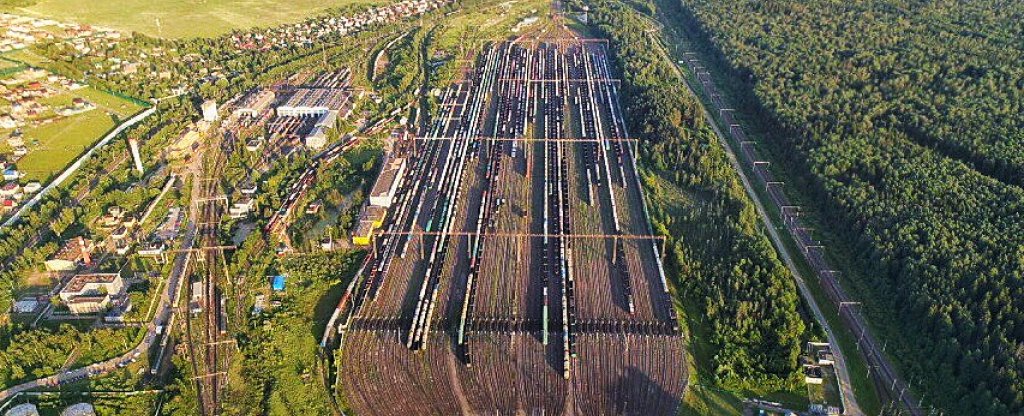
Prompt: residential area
<box><xmin>0</xmin><ymin>14</ymin><xmax>145</xmax><ymax>220</ymax></box>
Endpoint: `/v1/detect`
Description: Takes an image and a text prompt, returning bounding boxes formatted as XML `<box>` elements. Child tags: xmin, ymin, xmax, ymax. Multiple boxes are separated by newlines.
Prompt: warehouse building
<box><xmin>276</xmin><ymin>88</ymin><xmax>349</xmax><ymax>117</ymax></box>
<box><xmin>234</xmin><ymin>90</ymin><xmax>276</xmax><ymax>118</ymax></box>
<box><xmin>369</xmin><ymin>157</ymin><xmax>406</xmax><ymax>208</ymax></box>
<box><xmin>364</xmin><ymin>205</ymin><xmax>387</xmax><ymax>228</ymax></box>
<box><xmin>351</xmin><ymin>219</ymin><xmax>376</xmax><ymax>246</ymax></box>
<box><xmin>305</xmin><ymin>110</ymin><xmax>338</xmax><ymax>149</ymax></box>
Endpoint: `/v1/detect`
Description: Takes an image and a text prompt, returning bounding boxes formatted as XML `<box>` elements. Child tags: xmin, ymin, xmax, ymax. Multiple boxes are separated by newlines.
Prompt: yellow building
<box><xmin>351</xmin><ymin>219</ymin><xmax>375</xmax><ymax>246</ymax></box>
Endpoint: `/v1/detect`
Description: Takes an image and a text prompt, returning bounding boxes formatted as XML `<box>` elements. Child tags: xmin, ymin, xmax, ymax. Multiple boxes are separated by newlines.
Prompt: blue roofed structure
<box><xmin>272</xmin><ymin>275</ymin><xmax>286</xmax><ymax>292</ymax></box>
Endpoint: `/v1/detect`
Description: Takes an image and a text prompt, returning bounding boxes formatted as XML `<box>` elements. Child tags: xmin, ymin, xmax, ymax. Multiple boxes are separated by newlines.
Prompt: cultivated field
<box><xmin>15</xmin><ymin>0</ymin><xmax>384</xmax><ymax>38</ymax></box>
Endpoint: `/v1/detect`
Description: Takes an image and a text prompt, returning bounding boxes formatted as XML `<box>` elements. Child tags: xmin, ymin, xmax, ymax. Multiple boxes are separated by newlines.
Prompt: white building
<box><xmin>234</xmin><ymin>90</ymin><xmax>275</xmax><ymax>118</ymax></box>
<box><xmin>137</xmin><ymin>240</ymin><xmax>167</xmax><ymax>258</ymax></box>
<box><xmin>369</xmin><ymin>157</ymin><xmax>406</xmax><ymax>207</ymax></box>
<box><xmin>59</xmin><ymin>273</ymin><xmax>126</xmax><ymax>314</ymax></box>
<box><xmin>201</xmin><ymin>99</ymin><xmax>218</xmax><ymax>122</ymax></box>
<box><xmin>228</xmin><ymin>196</ymin><xmax>256</xmax><ymax>219</ymax></box>
<box><xmin>305</xmin><ymin>110</ymin><xmax>338</xmax><ymax>150</ymax></box>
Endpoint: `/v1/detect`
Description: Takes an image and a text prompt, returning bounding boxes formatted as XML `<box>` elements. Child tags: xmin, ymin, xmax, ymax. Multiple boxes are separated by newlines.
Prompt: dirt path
<box><xmin>446</xmin><ymin>349</ymin><xmax>473</xmax><ymax>414</ymax></box>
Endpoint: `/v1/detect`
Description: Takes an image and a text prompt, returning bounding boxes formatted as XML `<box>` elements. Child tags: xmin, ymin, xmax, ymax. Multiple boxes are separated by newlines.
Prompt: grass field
<box><xmin>15</xmin><ymin>0</ymin><xmax>383</xmax><ymax>39</ymax></box>
<box><xmin>643</xmin><ymin>173</ymin><xmax>811</xmax><ymax>416</ymax></box>
<box><xmin>1</xmin><ymin>49</ymin><xmax>52</xmax><ymax>68</ymax></box>
<box><xmin>10</xmin><ymin>86</ymin><xmax>143</xmax><ymax>182</ymax></box>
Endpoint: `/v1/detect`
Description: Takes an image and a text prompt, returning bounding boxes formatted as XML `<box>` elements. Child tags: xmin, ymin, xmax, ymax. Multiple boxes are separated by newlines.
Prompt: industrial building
<box><xmin>304</xmin><ymin>110</ymin><xmax>338</xmax><ymax>149</ymax></box>
<box><xmin>44</xmin><ymin>236</ymin><xmax>95</xmax><ymax>272</ymax></box>
<box><xmin>350</xmin><ymin>206</ymin><xmax>387</xmax><ymax>246</ymax></box>
<box><xmin>364</xmin><ymin>205</ymin><xmax>387</xmax><ymax>228</ymax></box>
<box><xmin>265</xmin><ymin>70</ymin><xmax>355</xmax><ymax>152</ymax></box>
<box><xmin>276</xmin><ymin>88</ymin><xmax>349</xmax><ymax>117</ymax></box>
<box><xmin>350</xmin><ymin>219</ymin><xmax>376</xmax><ymax>246</ymax></box>
<box><xmin>234</xmin><ymin>90</ymin><xmax>276</xmax><ymax>118</ymax></box>
<box><xmin>59</xmin><ymin>273</ymin><xmax>126</xmax><ymax>314</ymax></box>
<box><xmin>352</xmin><ymin>156</ymin><xmax>404</xmax><ymax>245</ymax></box>
<box><xmin>368</xmin><ymin>157</ymin><xmax>406</xmax><ymax>207</ymax></box>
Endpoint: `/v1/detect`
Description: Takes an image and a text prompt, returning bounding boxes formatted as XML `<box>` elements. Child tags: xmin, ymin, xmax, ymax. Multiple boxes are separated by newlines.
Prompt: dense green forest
<box><xmin>573</xmin><ymin>0</ymin><xmax>810</xmax><ymax>395</ymax></box>
<box><xmin>0</xmin><ymin>325</ymin><xmax>140</xmax><ymax>386</ymax></box>
<box><xmin>675</xmin><ymin>0</ymin><xmax>1024</xmax><ymax>413</ymax></box>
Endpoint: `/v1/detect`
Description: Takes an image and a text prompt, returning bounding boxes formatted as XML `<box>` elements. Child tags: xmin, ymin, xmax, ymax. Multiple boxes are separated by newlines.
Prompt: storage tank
<box><xmin>60</xmin><ymin>403</ymin><xmax>96</xmax><ymax>416</ymax></box>
<box><xmin>5</xmin><ymin>403</ymin><xmax>39</xmax><ymax>416</ymax></box>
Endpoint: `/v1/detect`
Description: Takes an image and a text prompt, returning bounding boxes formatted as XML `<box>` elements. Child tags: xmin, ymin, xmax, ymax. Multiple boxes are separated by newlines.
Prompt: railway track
<box><xmin>183</xmin><ymin>130</ymin><xmax>233</xmax><ymax>416</ymax></box>
<box><xmin>331</xmin><ymin>34</ymin><xmax>686</xmax><ymax>416</ymax></box>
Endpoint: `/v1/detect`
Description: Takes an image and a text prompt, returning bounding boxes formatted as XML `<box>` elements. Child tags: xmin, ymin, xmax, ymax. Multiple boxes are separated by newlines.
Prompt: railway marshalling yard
<box><xmin>332</xmin><ymin>25</ymin><xmax>687</xmax><ymax>416</ymax></box>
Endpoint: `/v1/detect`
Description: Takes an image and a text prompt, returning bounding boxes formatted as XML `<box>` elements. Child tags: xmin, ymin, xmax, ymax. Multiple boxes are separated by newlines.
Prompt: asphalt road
<box><xmin>0</xmin><ymin>216</ymin><xmax>197</xmax><ymax>405</ymax></box>
<box><xmin>1</xmin><ymin>107</ymin><xmax>157</xmax><ymax>229</ymax></box>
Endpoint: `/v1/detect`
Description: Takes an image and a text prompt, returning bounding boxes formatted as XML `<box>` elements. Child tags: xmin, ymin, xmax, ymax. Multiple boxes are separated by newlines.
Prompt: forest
<box><xmin>573</xmin><ymin>0</ymin><xmax>810</xmax><ymax>395</ymax></box>
<box><xmin>676</xmin><ymin>0</ymin><xmax>1024</xmax><ymax>413</ymax></box>
<box><xmin>0</xmin><ymin>324</ymin><xmax>140</xmax><ymax>387</ymax></box>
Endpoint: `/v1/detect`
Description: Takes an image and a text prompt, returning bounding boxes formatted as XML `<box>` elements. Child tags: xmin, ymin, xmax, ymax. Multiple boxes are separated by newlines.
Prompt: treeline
<box><xmin>575</xmin><ymin>0</ymin><xmax>808</xmax><ymax>390</ymax></box>
<box><xmin>375</xmin><ymin>28</ymin><xmax>424</xmax><ymax>101</ymax></box>
<box><xmin>213</xmin><ymin>249</ymin><xmax>362</xmax><ymax>416</ymax></box>
<box><xmin>0</xmin><ymin>324</ymin><xmax>140</xmax><ymax>388</ymax></box>
<box><xmin>677</xmin><ymin>0</ymin><xmax>1024</xmax><ymax>413</ymax></box>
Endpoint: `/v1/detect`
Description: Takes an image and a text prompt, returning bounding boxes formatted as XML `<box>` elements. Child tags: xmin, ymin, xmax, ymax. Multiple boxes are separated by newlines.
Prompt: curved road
<box><xmin>1</xmin><ymin>107</ymin><xmax>157</xmax><ymax>229</ymax></box>
<box><xmin>0</xmin><ymin>217</ymin><xmax>196</xmax><ymax>404</ymax></box>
